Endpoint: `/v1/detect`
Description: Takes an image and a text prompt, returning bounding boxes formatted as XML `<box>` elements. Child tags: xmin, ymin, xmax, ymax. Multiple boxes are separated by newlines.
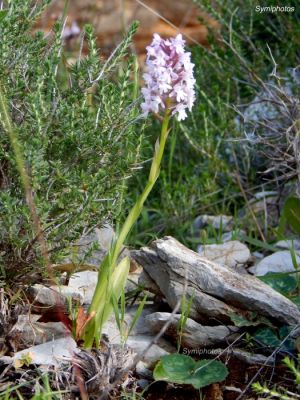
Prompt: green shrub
<box><xmin>0</xmin><ymin>0</ymin><xmax>141</xmax><ymax>283</ymax></box>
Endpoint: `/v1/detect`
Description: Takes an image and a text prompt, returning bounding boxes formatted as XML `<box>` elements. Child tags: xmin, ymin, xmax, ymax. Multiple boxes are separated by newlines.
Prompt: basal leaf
<box><xmin>254</xmin><ymin>328</ymin><xmax>281</xmax><ymax>348</ymax></box>
<box><xmin>153</xmin><ymin>354</ymin><xmax>228</xmax><ymax>390</ymax></box>
<box><xmin>259</xmin><ymin>273</ymin><xmax>297</xmax><ymax>295</ymax></box>
<box><xmin>153</xmin><ymin>354</ymin><xmax>195</xmax><ymax>384</ymax></box>
<box><xmin>185</xmin><ymin>359</ymin><xmax>228</xmax><ymax>389</ymax></box>
<box><xmin>229</xmin><ymin>312</ymin><xmax>259</xmax><ymax>327</ymax></box>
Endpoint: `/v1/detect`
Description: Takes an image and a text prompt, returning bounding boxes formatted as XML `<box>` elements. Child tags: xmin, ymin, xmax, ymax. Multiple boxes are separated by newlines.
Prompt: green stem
<box><xmin>83</xmin><ymin>108</ymin><xmax>171</xmax><ymax>348</ymax></box>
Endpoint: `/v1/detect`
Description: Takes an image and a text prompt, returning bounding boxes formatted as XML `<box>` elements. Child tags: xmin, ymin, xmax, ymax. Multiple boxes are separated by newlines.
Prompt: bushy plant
<box><xmin>0</xmin><ymin>0</ymin><xmax>141</xmax><ymax>283</ymax></box>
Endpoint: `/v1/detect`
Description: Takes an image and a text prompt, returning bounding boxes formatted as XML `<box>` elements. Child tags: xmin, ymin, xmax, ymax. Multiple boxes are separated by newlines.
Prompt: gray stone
<box><xmin>67</xmin><ymin>267</ymin><xmax>143</xmax><ymax>305</ymax></box>
<box><xmin>221</xmin><ymin>230</ymin><xmax>246</xmax><ymax>243</ymax></box>
<box><xmin>8</xmin><ymin>315</ymin><xmax>68</xmax><ymax>351</ymax></box>
<box><xmin>138</xmin><ymin>270</ymin><xmax>163</xmax><ymax>295</ymax></box>
<box><xmin>252</xmin><ymin>251</ymin><xmax>265</xmax><ymax>260</ymax></box>
<box><xmin>69</xmin><ymin>224</ymin><xmax>116</xmax><ymax>268</ymax></box>
<box><xmin>193</xmin><ymin>214</ymin><xmax>233</xmax><ymax>233</ymax></box>
<box><xmin>132</xmin><ymin>236</ymin><xmax>300</xmax><ymax>325</ymax></box>
<box><xmin>13</xmin><ymin>336</ymin><xmax>78</xmax><ymax>367</ymax></box>
<box><xmin>197</xmin><ymin>240</ymin><xmax>251</xmax><ymax>268</ymax></box>
<box><xmin>126</xmin><ymin>335</ymin><xmax>170</xmax><ymax>364</ymax></box>
<box><xmin>125</xmin><ymin>266</ymin><xmax>143</xmax><ymax>294</ymax></box>
<box><xmin>248</xmin><ymin>195</ymin><xmax>278</xmax><ymax>214</ymax></box>
<box><xmin>275</xmin><ymin>239</ymin><xmax>300</xmax><ymax>251</ymax></box>
<box><xmin>27</xmin><ymin>283</ymin><xmax>83</xmax><ymax>307</ymax></box>
<box><xmin>249</xmin><ymin>250</ymin><xmax>300</xmax><ymax>276</ymax></box>
<box><xmin>253</xmin><ymin>191</ymin><xmax>278</xmax><ymax>200</ymax></box>
<box><xmin>67</xmin><ymin>271</ymin><xmax>98</xmax><ymax>304</ymax></box>
<box><xmin>241</xmin><ymin>68</ymin><xmax>299</xmax><ymax>139</ymax></box>
<box><xmin>136</xmin><ymin>361</ymin><xmax>153</xmax><ymax>379</ymax></box>
<box><xmin>137</xmin><ymin>379</ymin><xmax>150</xmax><ymax>389</ymax></box>
<box><xmin>146</xmin><ymin>312</ymin><xmax>239</xmax><ymax>348</ymax></box>
<box><xmin>60</xmin><ymin>224</ymin><xmax>132</xmax><ymax>270</ymax></box>
<box><xmin>238</xmin><ymin>192</ymin><xmax>280</xmax><ymax>229</ymax></box>
<box><xmin>0</xmin><ymin>356</ymin><xmax>12</xmax><ymax>365</ymax></box>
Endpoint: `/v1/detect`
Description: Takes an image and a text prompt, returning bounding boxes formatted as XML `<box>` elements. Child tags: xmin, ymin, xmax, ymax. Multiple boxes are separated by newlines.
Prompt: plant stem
<box><xmin>83</xmin><ymin>108</ymin><xmax>171</xmax><ymax>348</ymax></box>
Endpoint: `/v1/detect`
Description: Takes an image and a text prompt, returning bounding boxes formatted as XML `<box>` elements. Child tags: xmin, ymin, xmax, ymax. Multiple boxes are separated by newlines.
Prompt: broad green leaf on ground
<box><xmin>279</xmin><ymin>326</ymin><xmax>296</xmax><ymax>353</ymax></box>
<box><xmin>254</xmin><ymin>326</ymin><xmax>295</xmax><ymax>352</ymax></box>
<box><xmin>229</xmin><ymin>312</ymin><xmax>273</xmax><ymax>327</ymax></box>
<box><xmin>254</xmin><ymin>328</ymin><xmax>281</xmax><ymax>348</ymax></box>
<box><xmin>153</xmin><ymin>354</ymin><xmax>228</xmax><ymax>389</ymax></box>
<box><xmin>291</xmin><ymin>296</ymin><xmax>300</xmax><ymax>308</ymax></box>
<box><xmin>259</xmin><ymin>273</ymin><xmax>297</xmax><ymax>296</ymax></box>
<box><xmin>154</xmin><ymin>354</ymin><xmax>195</xmax><ymax>383</ymax></box>
<box><xmin>186</xmin><ymin>359</ymin><xmax>228</xmax><ymax>389</ymax></box>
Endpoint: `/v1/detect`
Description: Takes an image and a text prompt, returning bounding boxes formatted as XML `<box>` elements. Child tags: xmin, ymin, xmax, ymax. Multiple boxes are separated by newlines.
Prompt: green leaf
<box><xmin>229</xmin><ymin>312</ymin><xmax>273</xmax><ymax>328</ymax></box>
<box><xmin>153</xmin><ymin>354</ymin><xmax>228</xmax><ymax>389</ymax></box>
<box><xmin>239</xmin><ymin>235</ymin><xmax>278</xmax><ymax>252</ymax></box>
<box><xmin>259</xmin><ymin>273</ymin><xmax>297</xmax><ymax>295</ymax></box>
<box><xmin>102</xmin><ymin>256</ymin><xmax>131</xmax><ymax>323</ymax></box>
<box><xmin>279</xmin><ymin>326</ymin><xmax>295</xmax><ymax>353</ymax></box>
<box><xmin>126</xmin><ymin>293</ymin><xmax>148</xmax><ymax>338</ymax></box>
<box><xmin>186</xmin><ymin>359</ymin><xmax>228</xmax><ymax>389</ymax></box>
<box><xmin>283</xmin><ymin>197</ymin><xmax>300</xmax><ymax>235</ymax></box>
<box><xmin>229</xmin><ymin>312</ymin><xmax>259</xmax><ymax>327</ymax></box>
<box><xmin>290</xmin><ymin>296</ymin><xmax>300</xmax><ymax>308</ymax></box>
<box><xmin>254</xmin><ymin>328</ymin><xmax>281</xmax><ymax>348</ymax></box>
<box><xmin>229</xmin><ymin>312</ymin><xmax>272</xmax><ymax>327</ymax></box>
<box><xmin>154</xmin><ymin>354</ymin><xmax>195</xmax><ymax>383</ymax></box>
<box><xmin>0</xmin><ymin>10</ymin><xmax>8</xmax><ymax>22</ymax></box>
<box><xmin>111</xmin><ymin>292</ymin><xmax>121</xmax><ymax>332</ymax></box>
<box><xmin>153</xmin><ymin>361</ymin><xmax>170</xmax><ymax>382</ymax></box>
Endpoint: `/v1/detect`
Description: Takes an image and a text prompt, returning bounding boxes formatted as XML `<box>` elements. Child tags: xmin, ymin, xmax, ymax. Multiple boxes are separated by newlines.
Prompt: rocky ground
<box><xmin>0</xmin><ymin>191</ymin><xmax>299</xmax><ymax>399</ymax></box>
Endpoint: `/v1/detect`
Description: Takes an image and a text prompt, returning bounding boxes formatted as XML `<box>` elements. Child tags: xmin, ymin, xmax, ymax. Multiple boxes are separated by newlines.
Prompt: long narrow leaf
<box><xmin>127</xmin><ymin>293</ymin><xmax>148</xmax><ymax>339</ymax></box>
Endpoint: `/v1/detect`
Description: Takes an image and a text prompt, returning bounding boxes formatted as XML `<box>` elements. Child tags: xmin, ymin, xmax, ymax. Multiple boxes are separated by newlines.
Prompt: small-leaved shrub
<box><xmin>0</xmin><ymin>0</ymin><xmax>141</xmax><ymax>283</ymax></box>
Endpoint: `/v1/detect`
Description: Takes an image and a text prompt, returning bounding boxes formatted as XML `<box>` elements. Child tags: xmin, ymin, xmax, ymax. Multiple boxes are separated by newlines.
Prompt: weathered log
<box><xmin>132</xmin><ymin>236</ymin><xmax>300</xmax><ymax>325</ymax></box>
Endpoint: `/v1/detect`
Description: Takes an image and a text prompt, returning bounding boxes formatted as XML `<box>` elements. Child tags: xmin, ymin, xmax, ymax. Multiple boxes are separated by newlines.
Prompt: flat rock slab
<box><xmin>12</xmin><ymin>336</ymin><xmax>78</xmax><ymax>367</ymax></box>
<box><xmin>197</xmin><ymin>240</ymin><xmax>250</xmax><ymax>268</ymax></box>
<box><xmin>146</xmin><ymin>312</ymin><xmax>239</xmax><ymax>348</ymax></box>
<box><xmin>8</xmin><ymin>315</ymin><xmax>68</xmax><ymax>351</ymax></box>
<box><xmin>132</xmin><ymin>236</ymin><xmax>300</xmax><ymax>325</ymax></box>
<box><xmin>27</xmin><ymin>283</ymin><xmax>83</xmax><ymax>308</ymax></box>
